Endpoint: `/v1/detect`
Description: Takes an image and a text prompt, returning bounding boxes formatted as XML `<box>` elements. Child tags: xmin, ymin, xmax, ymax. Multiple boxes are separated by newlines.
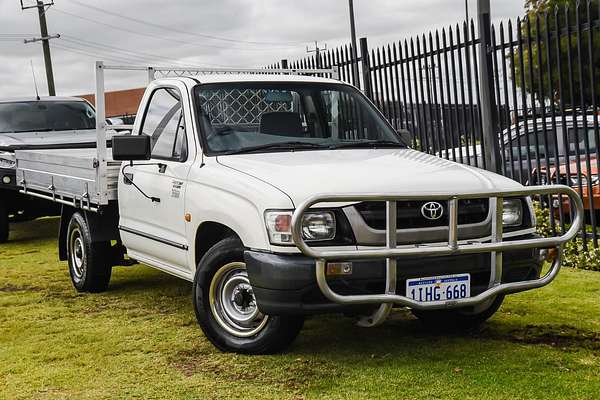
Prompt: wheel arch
<box><xmin>59</xmin><ymin>205</ymin><xmax>120</xmax><ymax>261</ymax></box>
<box><xmin>195</xmin><ymin>221</ymin><xmax>241</xmax><ymax>268</ymax></box>
<box><xmin>58</xmin><ymin>206</ymin><xmax>76</xmax><ymax>261</ymax></box>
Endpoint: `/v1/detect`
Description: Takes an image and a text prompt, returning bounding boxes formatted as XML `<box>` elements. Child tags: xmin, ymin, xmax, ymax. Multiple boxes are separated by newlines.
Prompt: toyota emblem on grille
<box><xmin>421</xmin><ymin>202</ymin><xmax>444</xmax><ymax>220</ymax></box>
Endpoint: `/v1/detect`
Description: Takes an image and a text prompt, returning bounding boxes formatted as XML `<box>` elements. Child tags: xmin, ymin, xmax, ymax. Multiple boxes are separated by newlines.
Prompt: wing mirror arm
<box><xmin>112</xmin><ymin>134</ymin><xmax>162</xmax><ymax>203</ymax></box>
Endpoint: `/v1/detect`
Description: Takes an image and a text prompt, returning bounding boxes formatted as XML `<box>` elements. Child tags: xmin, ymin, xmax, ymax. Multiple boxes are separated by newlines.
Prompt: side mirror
<box><xmin>397</xmin><ymin>129</ymin><xmax>413</xmax><ymax>146</ymax></box>
<box><xmin>112</xmin><ymin>134</ymin><xmax>151</xmax><ymax>161</ymax></box>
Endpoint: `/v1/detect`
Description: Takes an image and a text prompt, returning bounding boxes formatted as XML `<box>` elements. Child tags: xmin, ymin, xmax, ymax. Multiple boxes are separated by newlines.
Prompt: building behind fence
<box><xmin>271</xmin><ymin>0</ymin><xmax>600</xmax><ymax>249</ymax></box>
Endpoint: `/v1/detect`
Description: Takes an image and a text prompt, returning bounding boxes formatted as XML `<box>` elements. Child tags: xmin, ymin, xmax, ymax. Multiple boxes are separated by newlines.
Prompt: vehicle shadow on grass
<box><xmin>108</xmin><ymin>269</ymin><xmax>600</xmax><ymax>356</ymax></box>
<box><xmin>107</xmin><ymin>261</ymin><xmax>190</xmax><ymax>290</ymax></box>
<box><xmin>6</xmin><ymin>217</ymin><xmax>60</xmax><ymax>244</ymax></box>
<box><xmin>294</xmin><ymin>310</ymin><xmax>600</xmax><ymax>357</ymax></box>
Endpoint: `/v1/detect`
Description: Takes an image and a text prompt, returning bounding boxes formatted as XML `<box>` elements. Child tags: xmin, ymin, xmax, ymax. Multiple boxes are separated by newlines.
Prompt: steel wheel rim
<box><xmin>69</xmin><ymin>227</ymin><xmax>85</xmax><ymax>279</ymax></box>
<box><xmin>209</xmin><ymin>262</ymin><xmax>269</xmax><ymax>338</ymax></box>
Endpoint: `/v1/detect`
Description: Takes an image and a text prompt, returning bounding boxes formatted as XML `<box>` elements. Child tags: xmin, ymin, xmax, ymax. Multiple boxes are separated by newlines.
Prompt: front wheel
<box><xmin>193</xmin><ymin>237</ymin><xmax>304</xmax><ymax>354</ymax></box>
<box><xmin>67</xmin><ymin>212</ymin><xmax>112</xmax><ymax>293</ymax></box>
<box><xmin>411</xmin><ymin>295</ymin><xmax>505</xmax><ymax>330</ymax></box>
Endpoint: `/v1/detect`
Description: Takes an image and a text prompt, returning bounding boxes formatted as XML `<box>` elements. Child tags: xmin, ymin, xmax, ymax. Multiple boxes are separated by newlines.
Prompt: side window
<box><xmin>141</xmin><ymin>88</ymin><xmax>188</xmax><ymax>161</ymax></box>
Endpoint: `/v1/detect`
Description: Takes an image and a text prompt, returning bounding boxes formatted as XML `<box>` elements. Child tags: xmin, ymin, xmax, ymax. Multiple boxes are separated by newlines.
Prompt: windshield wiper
<box><xmin>327</xmin><ymin>140</ymin><xmax>406</xmax><ymax>150</ymax></box>
<box><xmin>222</xmin><ymin>141</ymin><xmax>326</xmax><ymax>155</ymax></box>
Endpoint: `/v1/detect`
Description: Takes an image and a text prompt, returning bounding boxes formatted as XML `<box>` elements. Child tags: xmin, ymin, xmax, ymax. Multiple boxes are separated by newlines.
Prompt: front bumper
<box><xmin>245</xmin><ymin>237</ymin><xmax>542</xmax><ymax>316</ymax></box>
<box><xmin>248</xmin><ymin>185</ymin><xmax>583</xmax><ymax>320</ymax></box>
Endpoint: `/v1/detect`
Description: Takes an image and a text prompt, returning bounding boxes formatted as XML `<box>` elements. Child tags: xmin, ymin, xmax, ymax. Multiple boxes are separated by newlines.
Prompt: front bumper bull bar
<box><xmin>290</xmin><ymin>185</ymin><xmax>584</xmax><ymax>326</ymax></box>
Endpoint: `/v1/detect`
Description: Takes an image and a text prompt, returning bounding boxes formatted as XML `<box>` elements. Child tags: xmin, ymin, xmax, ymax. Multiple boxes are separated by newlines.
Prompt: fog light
<box><xmin>326</xmin><ymin>262</ymin><xmax>353</xmax><ymax>276</ymax></box>
<box><xmin>2</xmin><ymin>176</ymin><xmax>11</xmax><ymax>185</ymax></box>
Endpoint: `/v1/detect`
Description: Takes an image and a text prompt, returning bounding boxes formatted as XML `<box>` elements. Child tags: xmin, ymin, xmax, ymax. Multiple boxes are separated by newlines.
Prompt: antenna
<box><xmin>30</xmin><ymin>60</ymin><xmax>40</xmax><ymax>100</ymax></box>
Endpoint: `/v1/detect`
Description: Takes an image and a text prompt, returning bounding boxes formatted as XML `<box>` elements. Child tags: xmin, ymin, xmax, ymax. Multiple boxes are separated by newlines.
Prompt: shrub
<box><xmin>534</xmin><ymin>202</ymin><xmax>600</xmax><ymax>271</ymax></box>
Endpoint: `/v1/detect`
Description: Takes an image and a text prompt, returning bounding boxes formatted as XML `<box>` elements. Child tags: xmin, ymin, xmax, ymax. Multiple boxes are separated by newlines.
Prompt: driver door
<box><xmin>119</xmin><ymin>86</ymin><xmax>192</xmax><ymax>274</ymax></box>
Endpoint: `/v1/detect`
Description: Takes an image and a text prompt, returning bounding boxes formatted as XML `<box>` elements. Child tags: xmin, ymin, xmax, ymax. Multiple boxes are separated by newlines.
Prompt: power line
<box><xmin>53</xmin><ymin>42</ymin><xmax>218</xmax><ymax>68</ymax></box>
<box><xmin>56</xmin><ymin>37</ymin><xmax>243</xmax><ymax>68</ymax></box>
<box><xmin>59</xmin><ymin>35</ymin><xmax>238</xmax><ymax>68</ymax></box>
<box><xmin>50</xmin><ymin>8</ymin><xmax>298</xmax><ymax>52</ymax></box>
<box><xmin>52</xmin><ymin>43</ymin><xmax>165</xmax><ymax>65</ymax></box>
<box><xmin>65</xmin><ymin>0</ymin><xmax>305</xmax><ymax>47</ymax></box>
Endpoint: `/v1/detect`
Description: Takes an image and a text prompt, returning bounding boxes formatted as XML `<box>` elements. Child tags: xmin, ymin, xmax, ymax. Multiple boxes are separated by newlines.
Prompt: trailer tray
<box><xmin>16</xmin><ymin>148</ymin><xmax>121</xmax><ymax>211</ymax></box>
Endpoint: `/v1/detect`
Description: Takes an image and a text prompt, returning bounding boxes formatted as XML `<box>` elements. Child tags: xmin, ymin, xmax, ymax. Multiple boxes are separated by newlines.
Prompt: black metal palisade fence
<box><xmin>270</xmin><ymin>1</ymin><xmax>600</xmax><ymax>249</ymax></box>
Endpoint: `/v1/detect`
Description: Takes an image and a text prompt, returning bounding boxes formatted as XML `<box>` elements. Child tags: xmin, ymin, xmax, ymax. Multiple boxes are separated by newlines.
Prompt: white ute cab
<box><xmin>14</xmin><ymin>64</ymin><xmax>583</xmax><ymax>354</ymax></box>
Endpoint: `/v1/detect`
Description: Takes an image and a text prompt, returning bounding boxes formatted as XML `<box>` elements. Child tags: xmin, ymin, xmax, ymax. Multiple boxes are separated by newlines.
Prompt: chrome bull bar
<box><xmin>291</xmin><ymin>185</ymin><xmax>584</xmax><ymax>326</ymax></box>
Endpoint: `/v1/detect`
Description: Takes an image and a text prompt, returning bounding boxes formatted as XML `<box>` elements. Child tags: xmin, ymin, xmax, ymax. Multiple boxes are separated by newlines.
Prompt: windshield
<box><xmin>505</xmin><ymin>131</ymin><xmax>557</xmax><ymax>160</ymax></box>
<box><xmin>567</xmin><ymin>127</ymin><xmax>597</xmax><ymax>156</ymax></box>
<box><xmin>0</xmin><ymin>101</ymin><xmax>96</xmax><ymax>134</ymax></box>
<box><xmin>194</xmin><ymin>82</ymin><xmax>405</xmax><ymax>154</ymax></box>
<box><xmin>505</xmin><ymin>126</ymin><xmax>598</xmax><ymax>160</ymax></box>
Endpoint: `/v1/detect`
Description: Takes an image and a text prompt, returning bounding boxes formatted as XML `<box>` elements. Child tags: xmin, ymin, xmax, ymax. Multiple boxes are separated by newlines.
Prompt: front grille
<box><xmin>354</xmin><ymin>199</ymin><xmax>489</xmax><ymax>230</ymax></box>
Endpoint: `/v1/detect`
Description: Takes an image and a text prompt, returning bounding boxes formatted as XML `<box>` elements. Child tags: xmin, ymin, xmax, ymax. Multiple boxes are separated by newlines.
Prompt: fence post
<box><xmin>359</xmin><ymin>37</ymin><xmax>373</xmax><ymax>99</ymax></box>
<box><xmin>477</xmin><ymin>0</ymin><xmax>501</xmax><ymax>173</ymax></box>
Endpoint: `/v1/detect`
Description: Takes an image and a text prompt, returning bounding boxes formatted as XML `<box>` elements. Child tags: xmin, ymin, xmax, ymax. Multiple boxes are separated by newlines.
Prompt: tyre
<box><xmin>67</xmin><ymin>212</ymin><xmax>112</xmax><ymax>293</ymax></box>
<box><xmin>411</xmin><ymin>295</ymin><xmax>505</xmax><ymax>331</ymax></box>
<box><xmin>0</xmin><ymin>200</ymin><xmax>8</xmax><ymax>243</ymax></box>
<box><xmin>193</xmin><ymin>237</ymin><xmax>304</xmax><ymax>354</ymax></box>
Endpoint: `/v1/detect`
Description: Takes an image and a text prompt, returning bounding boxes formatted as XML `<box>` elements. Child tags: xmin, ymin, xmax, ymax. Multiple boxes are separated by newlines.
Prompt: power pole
<box><xmin>307</xmin><ymin>41</ymin><xmax>327</xmax><ymax>68</ymax></box>
<box><xmin>465</xmin><ymin>0</ymin><xmax>469</xmax><ymax>22</ymax></box>
<box><xmin>348</xmin><ymin>0</ymin><xmax>360</xmax><ymax>88</ymax></box>
<box><xmin>21</xmin><ymin>0</ymin><xmax>59</xmax><ymax>96</ymax></box>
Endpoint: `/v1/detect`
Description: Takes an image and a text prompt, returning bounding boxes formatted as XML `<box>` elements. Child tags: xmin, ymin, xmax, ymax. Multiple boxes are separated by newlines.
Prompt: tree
<box><xmin>513</xmin><ymin>0</ymin><xmax>600</xmax><ymax>109</ymax></box>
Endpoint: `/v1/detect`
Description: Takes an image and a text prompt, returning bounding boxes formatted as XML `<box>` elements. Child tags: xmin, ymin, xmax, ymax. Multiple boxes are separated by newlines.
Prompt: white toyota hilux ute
<box><xmin>14</xmin><ymin>64</ymin><xmax>584</xmax><ymax>354</ymax></box>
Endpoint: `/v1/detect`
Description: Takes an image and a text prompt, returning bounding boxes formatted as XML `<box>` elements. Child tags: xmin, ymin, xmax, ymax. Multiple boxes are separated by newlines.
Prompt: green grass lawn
<box><xmin>1</xmin><ymin>219</ymin><xmax>599</xmax><ymax>400</ymax></box>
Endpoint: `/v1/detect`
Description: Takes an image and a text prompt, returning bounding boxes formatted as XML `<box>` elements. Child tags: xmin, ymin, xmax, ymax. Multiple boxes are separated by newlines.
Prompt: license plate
<box><xmin>406</xmin><ymin>274</ymin><xmax>471</xmax><ymax>303</ymax></box>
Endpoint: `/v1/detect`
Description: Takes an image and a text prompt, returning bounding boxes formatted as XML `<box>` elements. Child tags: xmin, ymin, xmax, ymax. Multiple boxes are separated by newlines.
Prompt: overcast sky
<box><xmin>0</xmin><ymin>0</ymin><xmax>527</xmax><ymax>98</ymax></box>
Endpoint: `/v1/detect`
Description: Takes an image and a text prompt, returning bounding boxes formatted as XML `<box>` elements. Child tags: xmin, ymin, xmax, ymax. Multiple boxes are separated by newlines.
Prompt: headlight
<box><xmin>301</xmin><ymin>212</ymin><xmax>336</xmax><ymax>241</ymax></box>
<box><xmin>502</xmin><ymin>199</ymin><xmax>523</xmax><ymax>227</ymax></box>
<box><xmin>0</xmin><ymin>152</ymin><xmax>15</xmax><ymax>169</ymax></box>
<box><xmin>566</xmin><ymin>173</ymin><xmax>599</xmax><ymax>187</ymax></box>
<box><xmin>265</xmin><ymin>210</ymin><xmax>336</xmax><ymax>245</ymax></box>
<box><xmin>568</xmin><ymin>174</ymin><xmax>586</xmax><ymax>187</ymax></box>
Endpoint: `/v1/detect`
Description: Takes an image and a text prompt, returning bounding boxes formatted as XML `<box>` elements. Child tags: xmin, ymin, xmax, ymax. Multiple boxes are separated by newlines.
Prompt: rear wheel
<box><xmin>193</xmin><ymin>237</ymin><xmax>304</xmax><ymax>354</ymax></box>
<box><xmin>67</xmin><ymin>212</ymin><xmax>112</xmax><ymax>293</ymax></box>
<box><xmin>0</xmin><ymin>199</ymin><xmax>8</xmax><ymax>243</ymax></box>
<box><xmin>411</xmin><ymin>295</ymin><xmax>505</xmax><ymax>330</ymax></box>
